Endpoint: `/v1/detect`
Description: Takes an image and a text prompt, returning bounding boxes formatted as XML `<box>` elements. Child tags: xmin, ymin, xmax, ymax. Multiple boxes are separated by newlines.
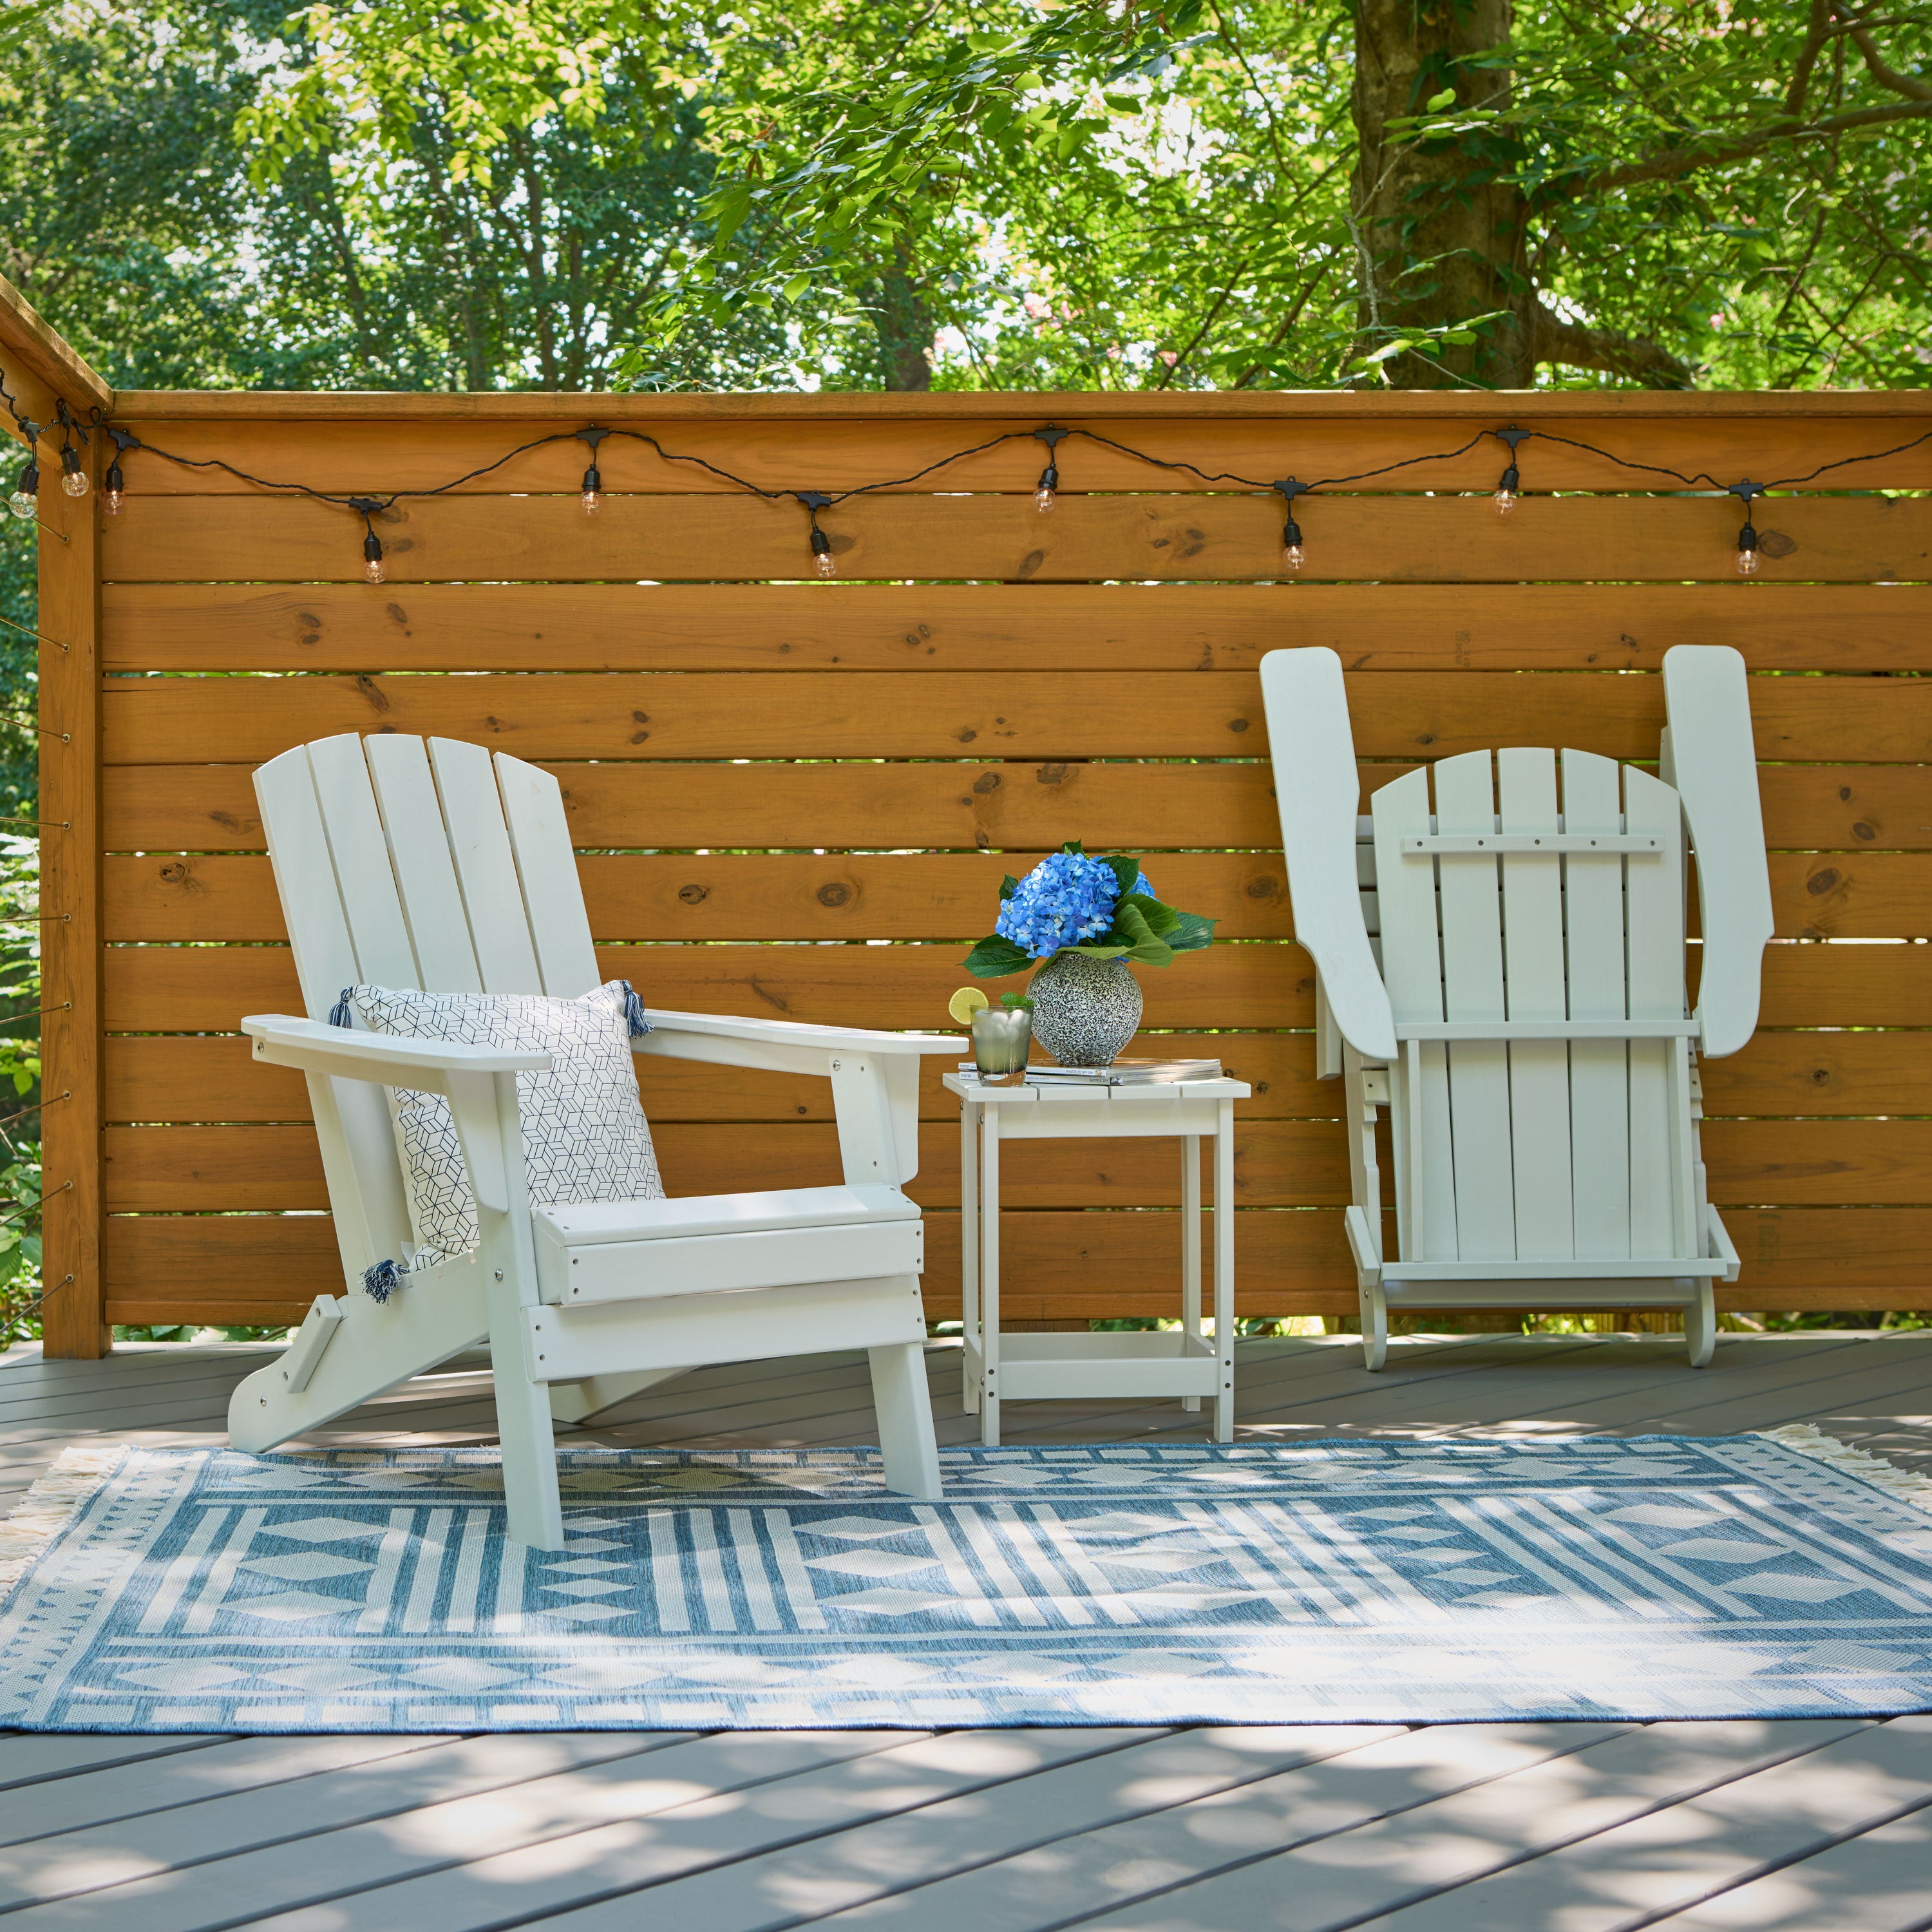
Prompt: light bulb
<box><xmin>815</xmin><ymin>550</ymin><xmax>837</xmax><ymax>578</ymax></box>
<box><xmin>6</xmin><ymin>491</ymin><xmax>32</xmax><ymax>522</ymax></box>
<box><xmin>580</xmin><ymin>464</ymin><xmax>601</xmax><ymax>515</ymax></box>
<box><xmin>364</xmin><ymin>556</ymin><xmax>386</xmax><ymax>584</ymax></box>
<box><xmin>582</xmin><ymin>488</ymin><xmax>601</xmax><ymax>515</ymax></box>
<box><xmin>810</xmin><ymin>527</ymin><xmax>835</xmax><ymax>578</ymax></box>
<box><xmin>1034</xmin><ymin>484</ymin><xmax>1056</xmax><ymax>513</ymax></box>
<box><xmin>103</xmin><ymin>462</ymin><xmax>125</xmax><ymax>516</ymax></box>
<box><xmin>1736</xmin><ymin>547</ymin><xmax>1759</xmax><ymax>576</ymax></box>
<box><xmin>60</xmin><ymin>467</ymin><xmax>88</xmax><ymax>499</ymax></box>
<box><xmin>1284</xmin><ymin>543</ymin><xmax>1304</xmax><ymax>572</ymax></box>
<box><xmin>1494</xmin><ymin>487</ymin><xmax>1517</xmax><ymax>516</ymax></box>
<box><xmin>104</xmin><ymin>487</ymin><xmax>124</xmax><ymax>515</ymax></box>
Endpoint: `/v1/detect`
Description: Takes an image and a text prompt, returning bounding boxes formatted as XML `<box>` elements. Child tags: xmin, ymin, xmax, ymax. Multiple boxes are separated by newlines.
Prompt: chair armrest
<box><xmin>635</xmin><ymin>1010</ymin><xmax>951</xmax><ymax>1186</ymax></box>
<box><xmin>245</xmin><ymin>1015</ymin><xmax>540</xmax><ymax>1213</ymax></box>
<box><xmin>242</xmin><ymin>1014</ymin><xmax>553</xmax><ymax>1089</ymax></box>
<box><xmin>639</xmin><ymin>1010</ymin><xmax>958</xmax><ymax>1056</ymax></box>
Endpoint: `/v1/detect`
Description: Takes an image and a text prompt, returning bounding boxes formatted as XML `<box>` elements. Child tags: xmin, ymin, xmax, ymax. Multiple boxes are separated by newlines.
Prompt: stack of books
<box><xmin>1025</xmin><ymin>1059</ymin><xmax>1222</xmax><ymax>1087</ymax></box>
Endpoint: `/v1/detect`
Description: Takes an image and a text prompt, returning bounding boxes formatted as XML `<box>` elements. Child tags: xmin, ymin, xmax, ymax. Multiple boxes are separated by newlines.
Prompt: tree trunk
<box><xmin>873</xmin><ymin>263</ymin><xmax>934</xmax><ymax>391</ymax></box>
<box><xmin>1351</xmin><ymin>0</ymin><xmax>1533</xmax><ymax>388</ymax></box>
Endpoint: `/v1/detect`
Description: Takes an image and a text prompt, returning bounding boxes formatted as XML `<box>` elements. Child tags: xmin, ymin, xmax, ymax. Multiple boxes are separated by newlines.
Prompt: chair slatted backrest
<box><xmin>252</xmin><ymin>734</ymin><xmax>601</xmax><ymax>1285</ymax></box>
<box><xmin>1369</xmin><ymin>748</ymin><xmax>1692</xmax><ymax>1269</ymax></box>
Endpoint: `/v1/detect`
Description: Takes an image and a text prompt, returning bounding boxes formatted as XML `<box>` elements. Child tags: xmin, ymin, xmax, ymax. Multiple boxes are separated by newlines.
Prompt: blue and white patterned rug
<box><xmin>5</xmin><ymin>1430</ymin><xmax>1932</xmax><ymax>1732</ymax></box>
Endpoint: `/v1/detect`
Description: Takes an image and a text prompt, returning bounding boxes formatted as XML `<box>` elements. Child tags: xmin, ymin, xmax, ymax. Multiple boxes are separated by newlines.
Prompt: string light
<box><xmin>795</xmin><ymin>491</ymin><xmax>837</xmax><ymax>578</ymax></box>
<box><xmin>1492</xmin><ymin>425</ymin><xmax>1531</xmax><ymax>516</ymax></box>
<box><xmin>1273</xmin><ymin>478</ymin><xmax>1308</xmax><ymax>572</ymax></box>
<box><xmin>6</xmin><ymin>459</ymin><xmax>35</xmax><ymax>521</ymax></box>
<box><xmin>104</xmin><ymin>430</ymin><xmax>138</xmax><ymax>516</ymax></box>
<box><xmin>576</xmin><ymin>424</ymin><xmax>609</xmax><ymax>516</ymax></box>
<box><xmin>351</xmin><ymin>497</ymin><xmax>386</xmax><ymax>584</ymax></box>
<box><xmin>1032</xmin><ymin>424</ymin><xmax>1068</xmax><ymax>513</ymax></box>
<box><xmin>47</xmin><ymin>402</ymin><xmax>1932</xmax><ymax>586</ymax></box>
<box><xmin>1730</xmin><ymin>480</ymin><xmax>1763</xmax><ymax>576</ymax></box>
<box><xmin>52</xmin><ymin>399</ymin><xmax>90</xmax><ymax>500</ymax></box>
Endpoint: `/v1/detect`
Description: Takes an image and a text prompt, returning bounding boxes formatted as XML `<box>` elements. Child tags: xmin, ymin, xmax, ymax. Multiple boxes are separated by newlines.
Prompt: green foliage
<box><xmin>1</xmin><ymin>0</ymin><xmax>791</xmax><ymax>392</ymax></box>
<box><xmin>661</xmin><ymin>0</ymin><xmax>1932</xmax><ymax>390</ymax></box>
<box><xmin>0</xmin><ymin>829</ymin><xmax>41</xmax><ymax>1350</ymax></box>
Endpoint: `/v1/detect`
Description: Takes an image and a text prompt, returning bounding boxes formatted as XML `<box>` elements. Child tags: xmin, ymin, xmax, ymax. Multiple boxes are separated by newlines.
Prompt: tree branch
<box><xmin>1532</xmin><ymin>303</ymin><xmax>1696</xmax><ymax>387</ymax></box>
<box><xmin>1849</xmin><ymin>21</ymin><xmax>1932</xmax><ymax>100</ymax></box>
<box><xmin>1786</xmin><ymin>0</ymin><xmax>1836</xmax><ymax>116</ymax></box>
<box><xmin>1566</xmin><ymin>97</ymin><xmax>1932</xmax><ymax>198</ymax></box>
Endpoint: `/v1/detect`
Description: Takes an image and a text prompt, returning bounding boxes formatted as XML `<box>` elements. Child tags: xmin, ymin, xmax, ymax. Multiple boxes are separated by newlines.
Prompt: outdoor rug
<box><xmin>4</xmin><ymin>1429</ymin><xmax>1932</xmax><ymax>1732</ymax></box>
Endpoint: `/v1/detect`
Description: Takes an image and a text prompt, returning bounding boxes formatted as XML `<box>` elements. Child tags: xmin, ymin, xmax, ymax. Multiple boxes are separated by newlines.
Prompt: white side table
<box><xmin>944</xmin><ymin>1070</ymin><xmax>1251</xmax><ymax>1445</ymax></box>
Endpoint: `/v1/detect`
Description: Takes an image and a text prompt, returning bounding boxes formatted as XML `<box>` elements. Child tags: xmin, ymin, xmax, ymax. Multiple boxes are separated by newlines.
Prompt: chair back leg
<box><xmin>1684</xmin><ymin>1280</ymin><xmax>1718</xmax><ymax>1369</ymax></box>
<box><xmin>1359</xmin><ymin>1283</ymin><xmax>1389</xmax><ymax>1372</ymax></box>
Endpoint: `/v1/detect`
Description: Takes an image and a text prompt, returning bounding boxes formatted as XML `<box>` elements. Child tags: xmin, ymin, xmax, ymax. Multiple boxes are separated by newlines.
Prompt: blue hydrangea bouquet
<box><xmin>963</xmin><ymin>843</ymin><xmax>1217</xmax><ymax>979</ymax></box>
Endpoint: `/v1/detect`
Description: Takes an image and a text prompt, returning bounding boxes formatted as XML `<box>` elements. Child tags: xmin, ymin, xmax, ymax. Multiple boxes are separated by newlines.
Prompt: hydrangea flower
<box><xmin>995</xmin><ymin>850</ymin><xmax>1124</xmax><ymax>959</ymax></box>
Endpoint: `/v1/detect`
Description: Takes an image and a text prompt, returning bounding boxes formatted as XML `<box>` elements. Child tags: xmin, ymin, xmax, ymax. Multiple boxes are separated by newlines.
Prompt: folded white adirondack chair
<box><xmin>227</xmin><ymin>734</ymin><xmax>956</xmax><ymax>1549</ymax></box>
<box><xmin>1262</xmin><ymin>645</ymin><xmax>1772</xmax><ymax>1370</ymax></box>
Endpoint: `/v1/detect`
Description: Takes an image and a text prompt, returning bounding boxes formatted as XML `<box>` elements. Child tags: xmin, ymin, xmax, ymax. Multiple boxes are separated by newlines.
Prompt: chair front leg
<box><xmin>869</xmin><ymin>1340</ymin><xmax>943</xmax><ymax>1499</ymax></box>
<box><xmin>447</xmin><ymin>1068</ymin><xmax>565</xmax><ymax>1551</ymax></box>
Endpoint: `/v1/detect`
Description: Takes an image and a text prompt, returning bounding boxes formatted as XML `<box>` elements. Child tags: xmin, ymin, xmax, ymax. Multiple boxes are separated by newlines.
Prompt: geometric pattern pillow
<box><xmin>332</xmin><ymin>980</ymin><xmax>664</xmax><ymax>1298</ymax></box>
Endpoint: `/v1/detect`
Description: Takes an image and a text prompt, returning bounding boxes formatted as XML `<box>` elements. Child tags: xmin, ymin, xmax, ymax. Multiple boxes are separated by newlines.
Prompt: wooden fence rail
<box><xmin>4</xmin><ymin>324</ymin><xmax>1927</xmax><ymax>1352</ymax></box>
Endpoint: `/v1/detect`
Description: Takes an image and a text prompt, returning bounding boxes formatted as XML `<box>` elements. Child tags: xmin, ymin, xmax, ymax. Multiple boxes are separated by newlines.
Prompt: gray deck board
<box><xmin>232</xmin><ymin>1727</ymin><xmax>1143</xmax><ymax>1932</ymax></box>
<box><xmin>503</xmin><ymin>1724</ymin><xmax>1400</xmax><ymax>1932</ymax></box>
<box><xmin>1640</xmin><ymin>1804</ymin><xmax>1932</xmax><ymax>1932</ymax></box>
<box><xmin>0</xmin><ymin>1333</ymin><xmax>1927</xmax><ymax>1929</ymax></box>
<box><xmin>808</xmin><ymin>1719</ymin><xmax>1866</xmax><ymax>1932</ymax></box>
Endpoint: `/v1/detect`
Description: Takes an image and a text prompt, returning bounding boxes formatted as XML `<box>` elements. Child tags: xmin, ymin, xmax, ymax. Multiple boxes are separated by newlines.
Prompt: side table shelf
<box><xmin>943</xmin><ymin>1071</ymin><xmax>1251</xmax><ymax>1444</ymax></box>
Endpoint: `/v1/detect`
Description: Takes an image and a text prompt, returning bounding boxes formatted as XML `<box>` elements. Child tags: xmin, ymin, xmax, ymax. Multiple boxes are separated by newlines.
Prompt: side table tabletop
<box><xmin>943</xmin><ymin>1069</ymin><xmax>1251</xmax><ymax>1445</ymax></box>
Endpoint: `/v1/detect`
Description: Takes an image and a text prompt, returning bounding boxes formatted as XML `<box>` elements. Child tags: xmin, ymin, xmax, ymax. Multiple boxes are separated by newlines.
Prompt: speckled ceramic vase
<box><xmin>1028</xmin><ymin>952</ymin><xmax>1142</xmax><ymax>1067</ymax></box>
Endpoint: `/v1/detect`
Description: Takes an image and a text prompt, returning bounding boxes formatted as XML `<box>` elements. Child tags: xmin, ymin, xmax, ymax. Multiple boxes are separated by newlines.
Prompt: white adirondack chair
<box><xmin>1262</xmin><ymin>645</ymin><xmax>1772</xmax><ymax>1370</ymax></box>
<box><xmin>227</xmin><ymin>734</ymin><xmax>957</xmax><ymax>1549</ymax></box>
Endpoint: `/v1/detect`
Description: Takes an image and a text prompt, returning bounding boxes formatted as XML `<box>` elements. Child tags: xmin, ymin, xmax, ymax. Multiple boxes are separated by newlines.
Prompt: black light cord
<box><xmin>35</xmin><ymin>398</ymin><xmax>1932</xmax><ymax>582</ymax></box>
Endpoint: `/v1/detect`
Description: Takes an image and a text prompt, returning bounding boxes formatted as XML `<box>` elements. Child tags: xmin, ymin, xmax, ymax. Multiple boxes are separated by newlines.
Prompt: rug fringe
<box><xmin>1757</xmin><ymin>1422</ymin><xmax>1932</xmax><ymax>1515</ymax></box>
<box><xmin>0</xmin><ymin>1443</ymin><xmax>126</xmax><ymax>1596</ymax></box>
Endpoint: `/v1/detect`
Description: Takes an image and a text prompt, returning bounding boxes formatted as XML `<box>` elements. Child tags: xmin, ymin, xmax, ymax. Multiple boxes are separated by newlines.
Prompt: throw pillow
<box><xmin>332</xmin><ymin>980</ymin><xmax>663</xmax><ymax>1297</ymax></box>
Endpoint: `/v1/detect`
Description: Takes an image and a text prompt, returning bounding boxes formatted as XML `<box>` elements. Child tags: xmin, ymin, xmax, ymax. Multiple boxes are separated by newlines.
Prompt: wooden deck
<box><xmin>4</xmin><ymin>1330</ymin><xmax>1931</xmax><ymax>1929</ymax></box>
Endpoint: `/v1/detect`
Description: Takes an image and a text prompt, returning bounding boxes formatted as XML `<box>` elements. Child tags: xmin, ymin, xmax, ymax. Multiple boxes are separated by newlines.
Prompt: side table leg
<box><xmin>1181</xmin><ymin>1133</ymin><xmax>1202</xmax><ymax>1414</ymax></box>
<box><xmin>981</xmin><ymin>1109</ymin><xmax>1001</xmax><ymax>1448</ymax></box>
<box><xmin>1213</xmin><ymin>1098</ymin><xmax>1236</xmax><ymax>1443</ymax></box>
<box><xmin>960</xmin><ymin>1102</ymin><xmax>980</xmax><ymax>1414</ymax></box>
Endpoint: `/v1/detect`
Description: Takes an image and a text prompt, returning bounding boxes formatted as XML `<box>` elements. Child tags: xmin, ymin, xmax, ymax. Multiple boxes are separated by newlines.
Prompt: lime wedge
<box><xmin>947</xmin><ymin>986</ymin><xmax>990</xmax><ymax>1027</ymax></box>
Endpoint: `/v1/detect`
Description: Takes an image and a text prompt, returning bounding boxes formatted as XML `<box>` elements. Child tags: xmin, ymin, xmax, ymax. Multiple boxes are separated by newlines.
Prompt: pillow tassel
<box><xmin>362</xmin><ymin>1258</ymin><xmax>404</xmax><ymax>1303</ymax></box>
<box><xmin>328</xmin><ymin>991</ymin><xmax>354</xmax><ymax>1028</ymax></box>
<box><xmin>618</xmin><ymin>981</ymin><xmax>652</xmax><ymax>1037</ymax></box>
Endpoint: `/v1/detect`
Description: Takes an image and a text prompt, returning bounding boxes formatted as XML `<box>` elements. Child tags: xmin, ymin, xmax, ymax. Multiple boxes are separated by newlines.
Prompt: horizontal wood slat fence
<box><xmin>17</xmin><ymin>370</ymin><xmax>1932</xmax><ymax>1350</ymax></box>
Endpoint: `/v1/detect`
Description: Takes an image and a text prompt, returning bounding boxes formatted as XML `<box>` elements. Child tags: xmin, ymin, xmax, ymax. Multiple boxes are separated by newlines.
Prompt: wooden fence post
<box><xmin>0</xmin><ymin>274</ymin><xmax>111</xmax><ymax>1356</ymax></box>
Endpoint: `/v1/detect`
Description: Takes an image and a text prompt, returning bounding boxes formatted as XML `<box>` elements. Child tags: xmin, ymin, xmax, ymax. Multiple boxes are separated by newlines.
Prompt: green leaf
<box><xmin>1119</xmin><ymin>891</ymin><xmax>1179</xmax><ymax>938</ymax></box>
<box><xmin>1108</xmin><ymin>898</ymin><xmax>1176</xmax><ymax>968</ymax></box>
<box><xmin>999</xmin><ymin>873</ymin><xmax>1019</xmax><ymax>902</ymax></box>
<box><xmin>1103</xmin><ymin>853</ymin><xmax>1142</xmax><ymax>900</ymax></box>
<box><xmin>1164</xmin><ymin>911</ymin><xmax>1218</xmax><ymax>953</ymax></box>
<box><xmin>964</xmin><ymin>934</ymin><xmax>1033</xmax><ymax>979</ymax></box>
<box><xmin>781</xmin><ymin>272</ymin><xmax>812</xmax><ymax>303</ymax></box>
<box><xmin>708</xmin><ymin>182</ymin><xmax>754</xmax><ymax>249</ymax></box>
<box><xmin>1425</xmin><ymin>88</ymin><xmax>1458</xmax><ymax>111</ymax></box>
